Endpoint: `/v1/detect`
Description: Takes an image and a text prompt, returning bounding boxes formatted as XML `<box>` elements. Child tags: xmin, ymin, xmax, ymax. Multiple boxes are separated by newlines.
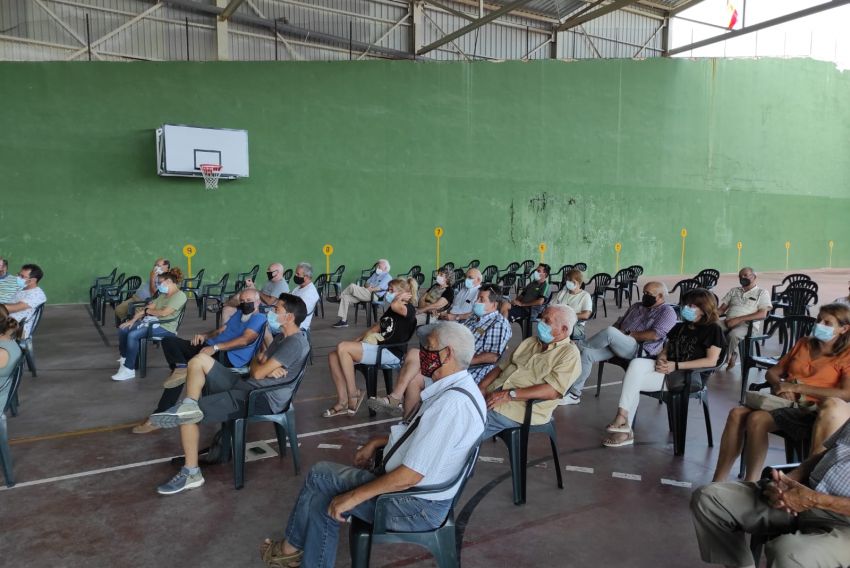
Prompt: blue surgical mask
<box><xmin>464</xmin><ymin>278</ymin><xmax>474</xmax><ymax>289</ymax></box>
<box><xmin>681</xmin><ymin>305</ymin><xmax>698</xmax><ymax>322</ymax></box>
<box><xmin>267</xmin><ymin>311</ymin><xmax>281</xmax><ymax>332</ymax></box>
<box><xmin>535</xmin><ymin>270</ymin><xmax>544</xmax><ymax>281</ymax></box>
<box><xmin>157</xmin><ymin>283</ymin><xmax>169</xmax><ymax>294</ymax></box>
<box><xmin>813</xmin><ymin>323</ymin><xmax>835</xmax><ymax>342</ymax></box>
<box><xmin>537</xmin><ymin>321</ymin><xmax>554</xmax><ymax>344</ymax></box>
<box><xmin>565</xmin><ymin>281</ymin><xmax>577</xmax><ymax>291</ymax></box>
<box><xmin>15</xmin><ymin>276</ymin><xmax>26</xmax><ymax>288</ymax></box>
<box><xmin>473</xmin><ymin>302</ymin><xmax>486</xmax><ymax>317</ymax></box>
<box><xmin>384</xmin><ymin>291</ymin><xmax>396</xmax><ymax>303</ymax></box>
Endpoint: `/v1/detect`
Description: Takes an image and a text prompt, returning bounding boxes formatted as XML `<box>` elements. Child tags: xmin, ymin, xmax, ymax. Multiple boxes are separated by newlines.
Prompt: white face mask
<box><xmin>154</xmin><ymin>266</ymin><xmax>164</xmax><ymax>275</ymax></box>
<box><xmin>375</xmin><ymin>268</ymin><xmax>384</xmax><ymax>275</ymax></box>
<box><xmin>565</xmin><ymin>281</ymin><xmax>577</xmax><ymax>291</ymax></box>
<box><xmin>436</xmin><ymin>275</ymin><xmax>446</xmax><ymax>286</ymax></box>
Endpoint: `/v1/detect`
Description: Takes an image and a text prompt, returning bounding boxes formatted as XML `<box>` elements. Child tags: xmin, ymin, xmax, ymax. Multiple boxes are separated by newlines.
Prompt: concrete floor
<box><xmin>1</xmin><ymin>269</ymin><xmax>848</xmax><ymax>567</ymax></box>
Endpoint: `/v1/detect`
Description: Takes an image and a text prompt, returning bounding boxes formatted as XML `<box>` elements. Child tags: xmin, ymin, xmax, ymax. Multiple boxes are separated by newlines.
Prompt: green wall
<box><xmin>1</xmin><ymin>58</ymin><xmax>848</xmax><ymax>304</ymax></box>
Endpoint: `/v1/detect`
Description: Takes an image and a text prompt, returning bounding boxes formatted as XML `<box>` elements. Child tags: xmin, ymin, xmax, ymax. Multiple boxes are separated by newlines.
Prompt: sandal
<box><xmin>366</xmin><ymin>395</ymin><xmax>403</xmax><ymax>416</ymax></box>
<box><xmin>347</xmin><ymin>390</ymin><xmax>365</xmax><ymax>416</ymax></box>
<box><xmin>260</xmin><ymin>539</ymin><xmax>303</xmax><ymax>567</ymax></box>
<box><xmin>322</xmin><ymin>404</ymin><xmax>348</xmax><ymax>418</ymax></box>
<box><xmin>602</xmin><ymin>432</ymin><xmax>634</xmax><ymax>448</ymax></box>
<box><xmin>605</xmin><ymin>421</ymin><xmax>631</xmax><ymax>434</ymax></box>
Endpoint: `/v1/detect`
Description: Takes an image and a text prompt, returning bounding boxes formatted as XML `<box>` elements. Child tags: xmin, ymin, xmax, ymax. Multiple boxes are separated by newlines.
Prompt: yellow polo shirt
<box><xmin>487</xmin><ymin>336</ymin><xmax>580</xmax><ymax>425</ymax></box>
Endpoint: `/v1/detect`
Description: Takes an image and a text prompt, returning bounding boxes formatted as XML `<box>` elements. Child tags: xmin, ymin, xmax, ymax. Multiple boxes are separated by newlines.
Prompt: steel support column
<box><xmin>216</xmin><ymin>0</ymin><xmax>230</xmax><ymax>60</ymax></box>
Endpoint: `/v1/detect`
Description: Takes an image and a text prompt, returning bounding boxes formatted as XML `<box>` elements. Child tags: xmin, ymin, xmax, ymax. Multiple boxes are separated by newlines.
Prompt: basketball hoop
<box><xmin>199</xmin><ymin>164</ymin><xmax>223</xmax><ymax>190</ymax></box>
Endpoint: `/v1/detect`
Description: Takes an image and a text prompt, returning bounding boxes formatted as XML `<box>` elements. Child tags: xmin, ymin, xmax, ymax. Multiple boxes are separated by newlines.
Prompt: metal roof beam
<box><xmin>556</xmin><ymin>0</ymin><xmax>640</xmax><ymax>31</ymax></box>
<box><xmin>666</xmin><ymin>0</ymin><xmax>850</xmax><ymax>56</ymax></box>
<box><xmin>416</xmin><ymin>0</ymin><xmax>536</xmax><ymax>54</ymax></box>
<box><xmin>219</xmin><ymin>0</ymin><xmax>247</xmax><ymax>20</ymax></box>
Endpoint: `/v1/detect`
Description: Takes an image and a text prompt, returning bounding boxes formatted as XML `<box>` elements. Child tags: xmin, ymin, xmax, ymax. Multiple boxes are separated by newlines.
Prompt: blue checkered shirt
<box><xmin>463</xmin><ymin>311</ymin><xmax>512</xmax><ymax>383</ymax></box>
<box><xmin>809</xmin><ymin>418</ymin><xmax>850</xmax><ymax>498</ymax></box>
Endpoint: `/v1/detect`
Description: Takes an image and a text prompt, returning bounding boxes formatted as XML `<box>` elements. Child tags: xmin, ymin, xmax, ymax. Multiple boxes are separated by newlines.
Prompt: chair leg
<box><xmin>9</xmin><ymin>391</ymin><xmax>18</xmax><ymax>417</ymax></box>
<box><xmin>431</xmin><ymin>526</ymin><xmax>459</xmax><ymax>568</ymax></box>
<box><xmin>233</xmin><ymin>419</ymin><xmax>247</xmax><ymax>489</ymax></box>
<box><xmin>602</xmin><ymin>298</ymin><xmax>607</xmax><ymax>318</ymax></box>
<box><xmin>348</xmin><ymin>522</ymin><xmax>372</xmax><ymax>568</ymax></box>
<box><xmin>382</xmin><ymin>369</ymin><xmax>393</xmax><ymax>395</ymax></box>
<box><xmin>702</xmin><ymin>395</ymin><xmax>713</xmax><ymax>447</ymax></box>
<box><xmin>738</xmin><ymin>433</ymin><xmax>747</xmax><ymax>479</ymax></box>
<box><xmin>139</xmin><ymin>340</ymin><xmax>148</xmax><ymax>378</ymax></box>
<box><xmin>286</xmin><ymin>410</ymin><xmax>301</xmax><ymax>475</ymax></box>
<box><xmin>501</xmin><ymin>430</ymin><xmax>525</xmax><ymax>505</ymax></box>
<box><xmin>365</xmin><ymin>369</ymin><xmax>378</xmax><ymax>417</ymax></box>
<box><xmin>672</xmin><ymin>393</ymin><xmax>690</xmax><ymax>456</ymax></box>
<box><xmin>595</xmin><ymin>362</ymin><xmax>605</xmax><ymax>398</ymax></box>
<box><xmin>24</xmin><ymin>347</ymin><xmax>36</xmax><ymax>378</ymax></box>
<box><xmin>549</xmin><ymin>433</ymin><xmax>563</xmax><ymax>489</ymax></box>
<box><xmin>0</xmin><ymin>416</ymin><xmax>14</xmax><ymax>487</ymax></box>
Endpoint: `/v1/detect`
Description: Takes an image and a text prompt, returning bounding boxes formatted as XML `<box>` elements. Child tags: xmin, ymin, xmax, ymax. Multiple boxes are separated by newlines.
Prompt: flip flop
<box><xmin>322</xmin><ymin>404</ymin><xmax>348</xmax><ymax>418</ymax></box>
<box><xmin>605</xmin><ymin>423</ymin><xmax>631</xmax><ymax>434</ymax></box>
<box><xmin>602</xmin><ymin>434</ymin><xmax>634</xmax><ymax>448</ymax></box>
<box><xmin>347</xmin><ymin>391</ymin><xmax>365</xmax><ymax>416</ymax></box>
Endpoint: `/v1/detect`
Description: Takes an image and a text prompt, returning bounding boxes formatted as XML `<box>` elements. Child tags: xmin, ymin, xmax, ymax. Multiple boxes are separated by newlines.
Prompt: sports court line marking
<box><xmin>564</xmin><ymin>465</ymin><xmax>594</xmax><ymax>474</ymax></box>
<box><xmin>582</xmin><ymin>380</ymin><xmax>623</xmax><ymax>391</ymax></box>
<box><xmin>0</xmin><ymin>418</ymin><xmax>400</xmax><ymax>492</ymax></box>
<box><xmin>478</xmin><ymin>456</ymin><xmax>505</xmax><ymax>464</ymax></box>
<box><xmin>660</xmin><ymin>478</ymin><xmax>692</xmax><ymax>488</ymax></box>
<box><xmin>10</xmin><ymin>422</ymin><xmax>143</xmax><ymax>445</ymax></box>
<box><xmin>612</xmin><ymin>472</ymin><xmax>642</xmax><ymax>481</ymax></box>
<box><xmin>317</xmin><ymin>443</ymin><xmax>342</xmax><ymax>450</ymax></box>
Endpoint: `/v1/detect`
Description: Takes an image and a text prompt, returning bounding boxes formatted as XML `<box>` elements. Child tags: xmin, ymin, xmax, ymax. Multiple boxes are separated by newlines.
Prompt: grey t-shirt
<box><xmin>247</xmin><ymin>330</ymin><xmax>310</xmax><ymax>412</ymax></box>
<box><xmin>261</xmin><ymin>279</ymin><xmax>290</xmax><ymax>301</ymax></box>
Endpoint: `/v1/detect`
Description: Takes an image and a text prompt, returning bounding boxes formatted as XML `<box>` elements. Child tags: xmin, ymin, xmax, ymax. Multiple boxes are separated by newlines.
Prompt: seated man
<box><xmin>368</xmin><ymin>284</ymin><xmax>512</xmax><ymax>416</ymax></box>
<box><xmin>115</xmin><ymin>258</ymin><xmax>169</xmax><ymax>322</ymax></box>
<box><xmin>2</xmin><ymin>264</ymin><xmax>47</xmax><ymax>339</ymax></box>
<box><xmin>718</xmin><ymin>266</ymin><xmax>772</xmax><ymax>369</ymax></box>
<box><xmin>333</xmin><ymin>258</ymin><xmax>391</xmax><ymax>328</ymax></box>
<box><xmin>131</xmin><ymin>288</ymin><xmax>265</xmax><ymax>434</ymax></box>
<box><xmin>691</xmin><ymin>413</ymin><xmax>850</xmax><ymax>568</ymax></box>
<box><xmin>478</xmin><ymin>305</ymin><xmax>580</xmax><ymax>439</ymax></box>
<box><xmin>258</xmin><ymin>322</ymin><xmax>486</xmax><ymax>568</ymax></box>
<box><xmin>561</xmin><ymin>281</ymin><xmax>676</xmax><ymax>406</ymax></box>
<box><xmin>150</xmin><ymin>293</ymin><xmax>311</xmax><ymax>495</ymax></box>
<box><xmin>289</xmin><ymin>262</ymin><xmax>320</xmax><ymax>331</ymax></box>
<box><xmin>500</xmin><ymin>263</ymin><xmax>551</xmax><ymax>322</ymax></box>
<box><xmin>0</xmin><ymin>257</ymin><xmax>18</xmax><ymax>304</ymax></box>
<box><xmin>221</xmin><ymin>262</ymin><xmax>288</xmax><ymax>324</ymax></box>
<box><xmin>438</xmin><ymin>267</ymin><xmax>482</xmax><ymax>321</ymax></box>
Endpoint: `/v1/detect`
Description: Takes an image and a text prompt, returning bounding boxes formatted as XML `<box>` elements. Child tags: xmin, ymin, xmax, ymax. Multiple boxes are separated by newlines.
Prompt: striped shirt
<box><xmin>384</xmin><ymin>370</ymin><xmax>486</xmax><ymax>501</ymax></box>
<box><xmin>809</xmin><ymin>417</ymin><xmax>850</xmax><ymax>498</ymax></box>
<box><xmin>0</xmin><ymin>276</ymin><xmax>20</xmax><ymax>304</ymax></box>
<box><xmin>450</xmin><ymin>285</ymin><xmax>480</xmax><ymax>315</ymax></box>
<box><xmin>462</xmin><ymin>311</ymin><xmax>512</xmax><ymax>383</ymax></box>
<box><xmin>616</xmin><ymin>303</ymin><xmax>678</xmax><ymax>356</ymax></box>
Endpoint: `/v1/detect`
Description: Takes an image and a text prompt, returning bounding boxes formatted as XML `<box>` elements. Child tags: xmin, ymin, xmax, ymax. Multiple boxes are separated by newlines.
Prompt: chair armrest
<box><xmin>245</xmin><ymin>375</ymin><xmax>300</xmax><ymax>415</ymax></box>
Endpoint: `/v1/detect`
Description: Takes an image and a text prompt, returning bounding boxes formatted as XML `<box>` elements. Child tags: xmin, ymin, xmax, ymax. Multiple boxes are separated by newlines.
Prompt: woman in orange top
<box><xmin>712</xmin><ymin>303</ymin><xmax>850</xmax><ymax>481</ymax></box>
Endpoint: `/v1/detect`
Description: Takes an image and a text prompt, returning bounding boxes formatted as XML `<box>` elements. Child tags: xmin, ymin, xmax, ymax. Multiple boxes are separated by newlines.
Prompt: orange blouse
<box><xmin>775</xmin><ymin>339</ymin><xmax>850</xmax><ymax>400</ymax></box>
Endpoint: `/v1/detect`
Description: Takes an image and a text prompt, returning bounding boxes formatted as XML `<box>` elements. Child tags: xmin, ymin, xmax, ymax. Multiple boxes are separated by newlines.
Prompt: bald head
<box><xmin>267</xmin><ymin>263</ymin><xmax>284</xmax><ymax>282</ymax></box>
<box><xmin>467</xmin><ymin>268</ymin><xmax>482</xmax><ymax>285</ymax></box>
<box><xmin>739</xmin><ymin>267</ymin><xmax>757</xmax><ymax>289</ymax></box>
<box><xmin>541</xmin><ymin>304</ymin><xmax>576</xmax><ymax>342</ymax></box>
<box><xmin>239</xmin><ymin>288</ymin><xmax>260</xmax><ymax>303</ymax></box>
<box><xmin>642</xmin><ymin>281</ymin><xmax>667</xmax><ymax>307</ymax></box>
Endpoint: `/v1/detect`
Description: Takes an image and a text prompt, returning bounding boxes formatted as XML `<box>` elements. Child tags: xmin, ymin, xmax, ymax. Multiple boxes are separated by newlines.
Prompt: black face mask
<box><xmin>739</xmin><ymin>277</ymin><xmax>751</xmax><ymax>287</ymax></box>
<box><xmin>293</xmin><ymin>275</ymin><xmax>305</xmax><ymax>285</ymax></box>
<box><xmin>266</xmin><ymin>271</ymin><xmax>276</xmax><ymax>281</ymax></box>
<box><xmin>641</xmin><ymin>294</ymin><xmax>656</xmax><ymax>308</ymax></box>
<box><xmin>239</xmin><ymin>302</ymin><xmax>254</xmax><ymax>315</ymax></box>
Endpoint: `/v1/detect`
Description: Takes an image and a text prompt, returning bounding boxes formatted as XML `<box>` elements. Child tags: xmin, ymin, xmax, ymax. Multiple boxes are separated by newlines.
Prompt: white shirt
<box><xmin>721</xmin><ymin>286</ymin><xmax>772</xmax><ymax>331</ymax></box>
<box><xmin>292</xmin><ymin>283</ymin><xmax>319</xmax><ymax>330</ymax></box>
<box><xmin>384</xmin><ymin>370</ymin><xmax>486</xmax><ymax>501</ymax></box>
<box><xmin>554</xmin><ymin>288</ymin><xmax>592</xmax><ymax>325</ymax></box>
<box><xmin>450</xmin><ymin>285</ymin><xmax>480</xmax><ymax>315</ymax></box>
<box><xmin>11</xmin><ymin>287</ymin><xmax>46</xmax><ymax>338</ymax></box>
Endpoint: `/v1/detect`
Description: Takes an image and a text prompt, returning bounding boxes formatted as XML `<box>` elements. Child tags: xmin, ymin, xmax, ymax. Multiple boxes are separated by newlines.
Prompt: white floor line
<box><xmin>660</xmin><ymin>478</ymin><xmax>692</xmax><ymax>488</ymax></box>
<box><xmin>317</xmin><ymin>443</ymin><xmax>343</xmax><ymax>450</ymax></box>
<box><xmin>565</xmin><ymin>466</ymin><xmax>594</xmax><ymax>474</ymax></box>
<box><xmin>612</xmin><ymin>472</ymin><xmax>642</xmax><ymax>481</ymax></box>
<box><xmin>583</xmin><ymin>380</ymin><xmax>623</xmax><ymax>391</ymax></box>
<box><xmin>0</xmin><ymin>417</ymin><xmax>401</xmax><ymax>492</ymax></box>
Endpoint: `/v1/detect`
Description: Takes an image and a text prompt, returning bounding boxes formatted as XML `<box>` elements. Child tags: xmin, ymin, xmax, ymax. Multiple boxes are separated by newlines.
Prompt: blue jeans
<box><xmin>481</xmin><ymin>410</ymin><xmax>523</xmax><ymax>440</ymax></box>
<box><xmin>284</xmin><ymin>461</ymin><xmax>452</xmax><ymax>568</ymax></box>
<box><xmin>118</xmin><ymin>323</ymin><xmax>174</xmax><ymax>370</ymax></box>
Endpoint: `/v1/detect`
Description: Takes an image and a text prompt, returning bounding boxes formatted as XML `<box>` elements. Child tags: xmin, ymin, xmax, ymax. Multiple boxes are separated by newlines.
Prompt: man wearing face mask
<box><xmin>561</xmin><ymin>281</ymin><xmax>677</xmax><ymax>406</ymax></box>
<box><xmin>257</xmin><ymin>322</ymin><xmax>485</xmax><ymax>568</ymax></box>
<box><xmin>289</xmin><ymin>262</ymin><xmax>320</xmax><ymax>331</ymax></box>
<box><xmin>478</xmin><ymin>305</ymin><xmax>580</xmax><ymax>440</ymax></box>
<box><xmin>439</xmin><ymin>268</ymin><xmax>482</xmax><ymax>321</ymax></box>
<box><xmin>150</xmin><ymin>293</ymin><xmax>310</xmax><ymax>494</ymax></box>
<box><xmin>2</xmin><ymin>264</ymin><xmax>47</xmax><ymax>339</ymax></box>
<box><xmin>114</xmin><ymin>258</ymin><xmax>170</xmax><ymax>322</ymax></box>
<box><xmin>221</xmin><ymin>262</ymin><xmax>289</xmax><ymax>324</ymax></box>
<box><xmin>131</xmin><ymin>288</ymin><xmax>267</xmax><ymax>434</ymax></box>
<box><xmin>501</xmin><ymin>264</ymin><xmax>551</xmax><ymax>323</ymax></box>
<box><xmin>368</xmin><ymin>284</ymin><xmax>512</xmax><ymax>416</ymax></box>
<box><xmin>333</xmin><ymin>259</ymin><xmax>392</xmax><ymax>328</ymax></box>
<box><xmin>718</xmin><ymin>267</ymin><xmax>773</xmax><ymax>369</ymax></box>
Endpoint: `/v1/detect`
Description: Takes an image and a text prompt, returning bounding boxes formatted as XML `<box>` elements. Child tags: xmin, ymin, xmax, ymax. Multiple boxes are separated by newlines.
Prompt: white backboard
<box><xmin>156</xmin><ymin>123</ymin><xmax>249</xmax><ymax>179</ymax></box>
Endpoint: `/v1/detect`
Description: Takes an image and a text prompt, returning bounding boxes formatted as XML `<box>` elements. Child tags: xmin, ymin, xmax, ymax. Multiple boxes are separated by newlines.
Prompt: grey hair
<box><xmin>378</xmin><ymin>259</ymin><xmax>391</xmax><ymax>273</ymax></box>
<box><xmin>430</xmin><ymin>322</ymin><xmax>475</xmax><ymax>370</ymax></box>
<box><xmin>297</xmin><ymin>262</ymin><xmax>313</xmax><ymax>278</ymax></box>
<box><xmin>545</xmin><ymin>304</ymin><xmax>577</xmax><ymax>334</ymax></box>
<box><xmin>645</xmin><ymin>281</ymin><xmax>668</xmax><ymax>297</ymax></box>
<box><xmin>740</xmin><ymin>266</ymin><xmax>756</xmax><ymax>277</ymax></box>
<box><xmin>240</xmin><ymin>287</ymin><xmax>260</xmax><ymax>301</ymax></box>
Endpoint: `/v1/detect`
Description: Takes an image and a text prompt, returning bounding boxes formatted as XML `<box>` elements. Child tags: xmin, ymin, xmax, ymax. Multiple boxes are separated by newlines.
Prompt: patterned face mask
<box><xmin>419</xmin><ymin>345</ymin><xmax>448</xmax><ymax>377</ymax></box>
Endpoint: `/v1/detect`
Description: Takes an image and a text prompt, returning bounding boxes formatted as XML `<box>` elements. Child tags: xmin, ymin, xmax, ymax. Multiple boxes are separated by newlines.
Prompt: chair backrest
<box><xmin>440</xmin><ymin>262</ymin><xmax>455</xmax><ymax>272</ymax></box>
<box><xmin>453</xmin><ymin>268</ymin><xmax>466</xmax><ymax>285</ymax></box>
<box><xmin>502</xmin><ymin>261</ymin><xmax>520</xmax><ymax>274</ymax></box>
<box><xmin>628</xmin><ymin>265</ymin><xmax>644</xmax><ymax>278</ymax></box>
<box><xmin>781</xmin><ymin>287</ymin><xmax>819</xmax><ymax>316</ymax></box>
<box><xmin>314</xmin><ymin>273</ymin><xmax>329</xmax><ymax>297</ymax></box>
<box><xmin>613</xmin><ymin>268</ymin><xmax>632</xmax><ymax>285</ymax></box>
<box><xmin>481</xmin><ymin>264</ymin><xmax>499</xmax><ymax>283</ymax></box>
<box><xmin>777</xmin><ymin>316</ymin><xmax>817</xmax><ymax>357</ymax></box>
<box><xmin>123</xmin><ymin>275</ymin><xmax>143</xmax><ymax>295</ymax></box>
<box><xmin>781</xmin><ymin>273</ymin><xmax>812</xmax><ymax>287</ymax></box>
<box><xmin>115</xmin><ymin>272</ymin><xmax>126</xmax><ymax>286</ymax></box>
<box><xmin>27</xmin><ymin>304</ymin><xmax>45</xmax><ymax>337</ymax></box>
<box><xmin>694</xmin><ymin>268</ymin><xmax>720</xmax><ymax>290</ymax></box>
<box><xmin>671</xmin><ymin>278</ymin><xmax>702</xmax><ymax>305</ymax></box>
<box><xmin>465</xmin><ymin>259</ymin><xmax>480</xmax><ymax>269</ymax></box>
<box><xmin>587</xmin><ymin>273</ymin><xmax>612</xmax><ymax>296</ymax></box>
<box><xmin>2</xmin><ymin>358</ymin><xmax>25</xmax><ymax>414</ymax></box>
<box><xmin>519</xmin><ymin>259</ymin><xmax>535</xmax><ymax>275</ymax></box>
<box><xmin>574</xmin><ymin>262</ymin><xmax>588</xmax><ymax>272</ymax></box>
<box><xmin>413</xmin><ymin>272</ymin><xmax>425</xmax><ymax>287</ymax></box>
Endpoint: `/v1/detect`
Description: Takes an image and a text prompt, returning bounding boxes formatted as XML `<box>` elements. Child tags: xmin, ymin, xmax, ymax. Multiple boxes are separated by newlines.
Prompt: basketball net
<box><xmin>200</xmin><ymin>164</ymin><xmax>223</xmax><ymax>190</ymax></box>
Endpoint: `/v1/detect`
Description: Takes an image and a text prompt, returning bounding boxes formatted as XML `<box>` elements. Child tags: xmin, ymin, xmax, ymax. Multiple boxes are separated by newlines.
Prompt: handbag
<box><xmin>744</xmin><ymin>391</ymin><xmax>796</xmax><ymax>412</ymax></box>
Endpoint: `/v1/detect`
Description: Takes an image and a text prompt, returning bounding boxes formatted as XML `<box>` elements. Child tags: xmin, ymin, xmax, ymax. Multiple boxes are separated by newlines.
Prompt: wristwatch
<box><xmin>213</xmin><ymin>344</ymin><xmax>220</xmax><ymax>352</ymax></box>
<box><xmin>508</xmin><ymin>389</ymin><xmax>517</xmax><ymax>399</ymax></box>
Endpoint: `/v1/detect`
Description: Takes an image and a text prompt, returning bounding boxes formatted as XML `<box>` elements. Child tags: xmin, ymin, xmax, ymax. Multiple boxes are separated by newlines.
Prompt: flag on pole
<box><xmin>726</xmin><ymin>1</ymin><xmax>739</xmax><ymax>29</ymax></box>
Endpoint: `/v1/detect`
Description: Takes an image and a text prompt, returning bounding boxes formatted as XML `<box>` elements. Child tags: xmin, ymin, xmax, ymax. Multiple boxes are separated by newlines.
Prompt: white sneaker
<box><xmin>117</xmin><ymin>356</ymin><xmax>125</xmax><ymax>365</ymax></box>
<box><xmin>111</xmin><ymin>365</ymin><xmax>136</xmax><ymax>381</ymax></box>
<box><xmin>558</xmin><ymin>392</ymin><xmax>581</xmax><ymax>406</ymax></box>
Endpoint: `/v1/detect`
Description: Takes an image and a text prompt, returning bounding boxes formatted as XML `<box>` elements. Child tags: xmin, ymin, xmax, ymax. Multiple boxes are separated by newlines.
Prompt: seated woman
<box><xmin>552</xmin><ymin>269</ymin><xmax>592</xmax><ymax>340</ymax></box>
<box><xmin>415</xmin><ymin>268</ymin><xmax>454</xmax><ymax>325</ymax></box>
<box><xmin>324</xmin><ymin>277</ymin><xmax>418</xmax><ymax>417</ymax></box>
<box><xmin>112</xmin><ymin>268</ymin><xmax>188</xmax><ymax>382</ymax></box>
<box><xmin>0</xmin><ymin>316</ymin><xmax>23</xmax><ymax>410</ymax></box>
<box><xmin>603</xmin><ymin>288</ymin><xmax>724</xmax><ymax>448</ymax></box>
<box><xmin>712</xmin><ymin>302</ymin><xmax>850</xmax><ymax>481</ymax></box>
